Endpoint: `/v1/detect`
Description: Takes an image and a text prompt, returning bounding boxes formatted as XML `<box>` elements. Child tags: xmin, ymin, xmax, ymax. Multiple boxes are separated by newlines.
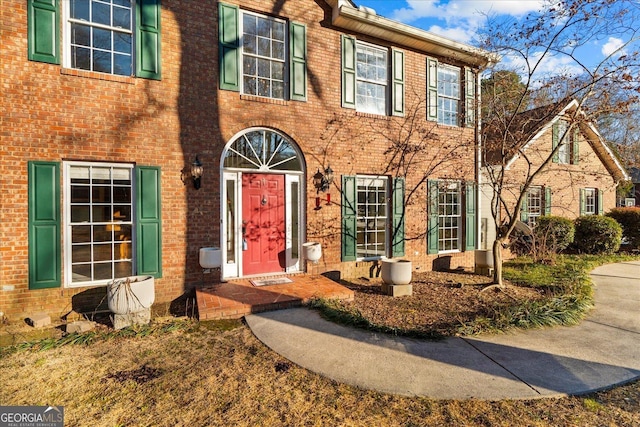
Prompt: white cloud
<box><xmin>427</xmin><ymin>25</ymin><xmax>475</xmax><ymax>44</ymax></box>
<box><xmin>391</xmin><ymin>0</ymin><xmax>544</xmax><ymax>25</ymax></box>
<box><xmin>601</xmin><ymin>37</ymin><xmax>626</xmax><ymax>57</ymax></box>
<box><xmin>500</xmin><ymin>51</ymin><xmax>586</xmax><ymax>83</ymax></box>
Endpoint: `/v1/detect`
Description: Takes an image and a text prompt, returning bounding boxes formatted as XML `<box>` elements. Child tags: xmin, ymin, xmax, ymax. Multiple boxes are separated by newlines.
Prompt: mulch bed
<box><xmin>337</xmin><ymin>271</ymin><xmax>544</xmax><ymax>337</ymax></box>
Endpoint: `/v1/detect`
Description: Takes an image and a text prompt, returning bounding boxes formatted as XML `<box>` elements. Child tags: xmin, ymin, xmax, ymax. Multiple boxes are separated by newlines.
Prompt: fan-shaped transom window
<box><xmin>223</xmin><ymin>129</ymin><xmax>303</xmax><ymax>172</ymax></box>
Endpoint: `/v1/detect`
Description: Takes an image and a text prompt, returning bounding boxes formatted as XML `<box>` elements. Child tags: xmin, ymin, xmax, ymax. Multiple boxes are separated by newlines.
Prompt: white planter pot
<box><xmin>199</xmin><ymin>247</ymin><xmax>222</xmax><ymax>269</ymax></box>
<box><xmin>302</xmin><ymin>242</ymin><xmax>322</xmax><ymax>262</ymax></box>
<box><xmin>381</xmin><ymin>259</ymin><xmax>412</xmax><ymax>285</ymax></box>
<box><xmin>107</xmin><ymin>275</ymin><xmax>155</xmax><ymax>315</ymax></box>
<box><xmin>474</xmin><ymin>249</ymin><xmax>494</xmax><ymax>268</ymax></box>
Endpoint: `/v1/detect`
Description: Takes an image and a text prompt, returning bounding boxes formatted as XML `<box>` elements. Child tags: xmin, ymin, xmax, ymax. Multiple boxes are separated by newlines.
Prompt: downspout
<box><xmin>475</xmin><ymin>70</ymin><xmax>482</xmax><ymax>251</ymax></box>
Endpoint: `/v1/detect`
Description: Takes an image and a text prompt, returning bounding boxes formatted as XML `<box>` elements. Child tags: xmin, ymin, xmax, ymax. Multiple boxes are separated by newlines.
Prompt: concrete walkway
<box><xmin>245</xmin><ymin>261</ymin><xmax>640</xmax><ymax>400</ymax></box>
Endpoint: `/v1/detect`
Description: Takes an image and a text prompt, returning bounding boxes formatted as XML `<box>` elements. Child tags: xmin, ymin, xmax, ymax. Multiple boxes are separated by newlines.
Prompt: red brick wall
<box><xmin>1</xmin><ymin>0</ymin><xmax>480</xmax><ymax>321</ymax></box>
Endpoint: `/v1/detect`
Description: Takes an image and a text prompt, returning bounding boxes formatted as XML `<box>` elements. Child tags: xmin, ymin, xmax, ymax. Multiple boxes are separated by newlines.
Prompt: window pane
<box><xmin>114</xmin><ymin>33</ymin><xmax>131</xmax><ymax>53</ymax></box>
<box><xmin>273</xmin><ymin>41</ymin><xmax>285</xmax><ymax>61</ymax></box>
<box><xmin>93</xmin><ymin>50</ymin><xmax>112</xmax><ymax>73</ymax></box>
<box><xmin>72</xmin><ymin>46</ymin><xmax>91</xmax><ymax>70</ymax></box>
<box><xmin>257</xmin><ymin>78</ymin><xmax>270</xmax><ymax>97</ymax></box>
<box><xmin>243</xmin><ymin>35</ymin><xmax>257</xmax><ymax>55</ymax></box>
<box><xmin>113</xmin><ymin>6</ymin><xmax>131</xmax><ymax>30</ymax></box>
<box><xmin>92</xmin><ymin>1</ymin><xmax>111</xmax><ymax>26</ymax></box>
<box><xmin>72</xmin><ymin>225</ymin><xmax>91</xmax><ymax>243</ymax></box>
<box><xmin>272</xmin><ymin>21</ymin><xmax>285</xmax><ymax>41</ymax></box>
<box><xmin>258</xmin><ymin>58</ymin><xmax>270</xmax><ymax>78</ymax></box>
<box><xmin>71</xmin><ymin>0</ymin><xmax>90</xmax><ymax>20</ymax></box>
<box><xmin>71</xmin><ymin>206</ymin><xmax>90</xmax><ymax>222</ymax></box>
<box><xmin>258</xmin><ymin>37</ymin><xmax>271</xmax><ymax>57</ymax></box>
<box><xmin>113</xmin><ymin>53</ymin><xmax>131</xmax><ymax>76</ymax></box>
<box><xmin>71</xmin><ymin>23</ymin><xmax>90</xmax><ymax>46</ymax></box>
<box><xmin>257</xmin><ymin>17</ymin><xmax>270</xmax><ymax>37</ymax></box>
<box><xmin>72</xmin><ymin>245</ymin><xmax>91</xmax><ymax>263</ymax></box>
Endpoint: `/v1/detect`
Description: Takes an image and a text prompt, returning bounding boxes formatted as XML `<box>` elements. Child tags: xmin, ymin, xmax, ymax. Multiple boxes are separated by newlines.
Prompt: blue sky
<box><xmin>354</xmin><ymin>0</ymin><xmax>633</xmax><ymax>76</ymax></box>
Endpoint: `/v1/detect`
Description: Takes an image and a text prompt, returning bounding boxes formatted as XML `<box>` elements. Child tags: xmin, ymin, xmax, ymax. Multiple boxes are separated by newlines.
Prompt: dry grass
<box><xmin>1</xmin><ymin>318</ymin><xmax>639</xmax><ymax>427</ymax></box>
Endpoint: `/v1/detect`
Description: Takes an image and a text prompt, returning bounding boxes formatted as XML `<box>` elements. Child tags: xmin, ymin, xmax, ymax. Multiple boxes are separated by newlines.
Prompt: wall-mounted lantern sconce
<box><xmin>313</xmin><ymin>165</ymin><xmax>333</xmax><ymax>209</ymax></box>
<box><xmin>191</xmin><ymin>156</ymin><xmax>203</xmax><ymax>190</ymax></box>
<box><xmin>313</xmin><ymin>165</ymin><xmax>334</xmax><ymax>193</ymax></box>
<box><xmin>181</xmin><ymin>156</ymin><xmax>204</xmax><ymax>189</ymax></box>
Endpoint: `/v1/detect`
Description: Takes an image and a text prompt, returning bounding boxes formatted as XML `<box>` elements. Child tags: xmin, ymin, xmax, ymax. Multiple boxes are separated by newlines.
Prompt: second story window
<box><xmin>67</xmin><ymin>0</ymin><xmax>133</xmax><ymax>76</ymax></box>
<box><xmin>28</xmin><ymin>0</ymin><xmax>161</xmax><ymax>80</ymax></box>
<box><xmin>356</xmin><ymin>43</ymin><xmax>388</xmax><ymax>115</ymax></box>
<box><xmin>341</xmin><ymin>35</ymin><xmax>405</xmax><ymax>117</ymax></box>
<box><xmin>242</xmin><ymin>12</ymin><xmax>286</xmax><ymax>99</ymax></box>
<box><xmin>218</xmin><ymin>3</ymin><xmax>307</xmax><ymax>101</ymax></box>
<box><xmin>553</xmin><ymin>120</ymin><xmax>580</xmax><ymax>165</ymax></box>
<box><xmin>437</xmin><ymin>65</ymin><xmax>460</xmax><ymax>126</ymax></box>
<box><xmin>427</xmin><ymin>58</ymin><xmax>475</xmax><ymax>127</ymax></box>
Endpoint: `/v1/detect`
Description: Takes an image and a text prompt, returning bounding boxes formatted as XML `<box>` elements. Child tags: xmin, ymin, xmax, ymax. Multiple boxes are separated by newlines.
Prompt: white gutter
<box><xmin>328</xmin><ymin>2</ymin><xmax>497</xmax><ymax>68</ymax></box>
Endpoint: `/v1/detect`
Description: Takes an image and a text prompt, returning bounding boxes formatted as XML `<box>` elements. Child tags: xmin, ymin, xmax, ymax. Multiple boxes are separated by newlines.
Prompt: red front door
<box><xmin>242</xmin><ymin>173</ymin><xmax>286</xmax><ymax>275</ymax></box>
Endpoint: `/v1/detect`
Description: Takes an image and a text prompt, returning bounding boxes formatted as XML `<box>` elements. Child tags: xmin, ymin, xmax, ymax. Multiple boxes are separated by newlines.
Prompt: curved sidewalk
<box><xmin>245</xmin><ymin>261</ymin><xmax>640</xmax><ymax>400</ymax></box>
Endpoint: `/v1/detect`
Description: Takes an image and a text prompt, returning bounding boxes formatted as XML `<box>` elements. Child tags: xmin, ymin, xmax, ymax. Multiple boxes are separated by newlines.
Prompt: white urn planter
<box><xmin>381</xmin><ymin>259</ymin><xmax>413</xmax><ymax>285</ymax></box>
<box><xmin>302</xmin><ymin>242</ymin><xmax>322</xmax><ymax>262</ymax></box>
<box><xmin>107</xmin><ymin>275</ymin><xmax>155</xmax><ymax>329</ymax></box>
<box><xmin>381</xmin><ymin>259</ymin><xmax>413</xmax><ymax>297</ymax></box>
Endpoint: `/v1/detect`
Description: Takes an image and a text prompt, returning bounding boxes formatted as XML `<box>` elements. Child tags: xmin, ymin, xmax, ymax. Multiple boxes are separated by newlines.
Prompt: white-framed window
<box><xmin>438</xmin><ymin>181</ymin><xmax>461</xmax><ymax>252</ymax></box>
<box><xmin>64</xmin><ymin>162</ymin><xmax>134</xmax><ymax>286</ymax></box>
<box><xmin>555</xmin><ymin>120</ymin><xmax>570</xmax><ymax>164</ymax></box>
<box><xmin>64</xmin><ymin>0</ymin><xmax>134</xmax><ymax>76</ymax></box>
<box><xmin>356</xmin><ymin>176</ymin><xmax>388</xmax><ymax>258</ymax></box>
<box><xmin>355</xmin><ymin>42</ymin><xmax>388</xmax><ymax>115</ymax></box>
<box><xmin>241</xmin><ymin>11</ymin><xmax>287</xmax><ymax>99</ymax></box>
<box><xmin>584</xmin><ymin>188</ymin><xmax>597</xmax><ymax>215</ymax></box>
<box><xmin>526</xmin><ymin>186</ymin><xmax>543</xmax><ymax>227</ymax></box>
<box><xmin>437</xmin><ymin>65</ymin><xmax>460</xmax><ymax>126</ymax></box>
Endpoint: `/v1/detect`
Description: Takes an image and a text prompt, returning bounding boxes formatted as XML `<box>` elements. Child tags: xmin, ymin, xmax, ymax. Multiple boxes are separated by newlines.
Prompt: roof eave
<box><xmin>330</xmin><ymin>3</ymin><xmax>497</xmax><ymax>68</ymax></box>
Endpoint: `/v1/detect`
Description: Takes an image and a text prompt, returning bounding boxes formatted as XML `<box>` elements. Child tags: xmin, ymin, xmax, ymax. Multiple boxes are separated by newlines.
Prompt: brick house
<box><xmin>480</xmin><ymin>99</ymin><xmax>629</xmax><ymax>247</ymax></box>
<box><xmin>1</xmin><ymin>0</ymin><xmax>494</xmax><ymax>321</ymax></box>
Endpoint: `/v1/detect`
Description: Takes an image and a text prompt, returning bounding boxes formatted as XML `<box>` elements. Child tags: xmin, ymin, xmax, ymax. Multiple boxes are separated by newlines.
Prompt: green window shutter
<box><xmin>598</xmin><ymin>189</ymin><xmax>604</xmax><ymax>215</ymax></box>
<box><xmin>579</xmin><ymin>188</ymin><xmax>586</xmax><ymax>216</ymax></box>
<box><xmin>219</xmin><ymin>2</ymin><xmax>240</xmax><ymax>91</ymax></box>
<box><xmin>136</xmin><ymin>0</ymin><xmax>161</xmax><ymax>80</ymax></box>
<box><xmin>465</xmin><ymin>181</ymin><xmax>477</xmax><ymax>251</ymax></box>
<box><xmin>465</xmin><ymin>67</ymin><xmax>475</xmax><ymax>128</ymax></box>
<box><xmin>544</xmin><ymin>187</ymin><xmax>552</xmax><ymax>215</ymax></box>
<box><xmin>28</xmin><ymin>161</ymin><xmax>61</xmax><ymax>289</ymax></box>
<box><xmin>552</xmin><ymin>122</ymin><xmax>559</xmax><ymax>163</ymax></box>
<box><xmin>572</xmin><ymin>127</ymin><xmax>580</xmax><ymax>165</ymax></box>
<box><xmin>290</xmin><ymin>22</ymin><xmax>307</xmax><ymax>101</ymax></box>
<box><xmin>426</xmin><ymin>57</ymin><xmax>438</xmax><ymax>121</ymax></box>
<box><xmin>28</xmin><ymin>0</ymin><xmax>60</xmax><ymax>64</ymax></box>
<box><xmin>341</xmin><ymin>175</ymin><xmax>357</xmax><ymax>261</ymax></box>
<box><xmin>136</xmin><ymin>166</ymin><xmax>162</xmax><ymax>278</ymax></box>
<box><xmin>341</xmin><ymin>35</ymin><xmax>356</xmax><ymax>109</ymax></box>
<box><xmin>391</xmin><ymin>49</ymin><xmax>405</xmax><ymax>117</ymax></box>
<box><xmin>427</xmin><ymin>180</ymin><xmax>439</xmax><ymax>254</ymax></box>
<box><xmin>520</xmin><ymin>190</ymin><xmax>529</xmax><ymax>223</ymax></box>
<box><xmin>391</xmin><ymin>177</ymin><xmax>405</xmax><ymax>257</ymax></box>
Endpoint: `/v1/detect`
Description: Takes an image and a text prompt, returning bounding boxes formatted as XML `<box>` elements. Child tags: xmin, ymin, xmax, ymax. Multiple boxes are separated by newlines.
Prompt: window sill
<box><xmin>240</xmin><ymin>94</ymin><xmax>289</xmax><ymax>106</ymax></box>
<box><xmin>356</xmin><ymin>111</ymin><xmax>391</xmax><ymax>120</ymax></box>
<box><xmin>61</xmin><ymin>68</ymin><xmax>135</xmax><ymax>84</ymax></box>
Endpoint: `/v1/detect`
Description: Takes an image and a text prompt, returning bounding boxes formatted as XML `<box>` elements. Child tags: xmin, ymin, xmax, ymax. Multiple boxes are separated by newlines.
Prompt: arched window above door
<box><xmin>223</xmin><ymin>129</ymin><xmax>303</xmax><ymax>172</ymax></box>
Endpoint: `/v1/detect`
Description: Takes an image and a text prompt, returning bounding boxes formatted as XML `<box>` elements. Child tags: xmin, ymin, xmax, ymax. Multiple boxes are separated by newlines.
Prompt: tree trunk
<box><xmin>492</xmin><ymin>238</ymin><xmax>504</xmax><ymax>286</ymax></box>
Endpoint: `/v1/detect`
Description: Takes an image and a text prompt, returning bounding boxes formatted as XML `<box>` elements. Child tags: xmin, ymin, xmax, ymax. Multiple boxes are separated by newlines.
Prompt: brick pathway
<box><xmin>195</xmin><ymin>274</ymin><xmax>354</xmax><ymax>320</ymax></box>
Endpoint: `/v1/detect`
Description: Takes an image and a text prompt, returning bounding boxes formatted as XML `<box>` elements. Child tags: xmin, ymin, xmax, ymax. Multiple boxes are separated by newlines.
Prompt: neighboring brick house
<box><xmin>1</xmin><ymin>0</ymin><xmax>493</xmax><ymax>320</ymax></box>
<box><xmin>480</xmin><ymin>99</ymin><xmax>629</xmax><ymax>247</ymax></box>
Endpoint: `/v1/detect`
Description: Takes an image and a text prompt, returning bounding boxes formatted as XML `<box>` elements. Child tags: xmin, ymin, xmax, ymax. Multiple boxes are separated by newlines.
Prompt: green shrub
<box><xmin>606</xmin><ymin>207</ymin><xmax>640</xmax><ymax>249</ymax></box>
<box><xmin>534</xmin><ymin>216</ymin><xmax>574</xmax><ymax>253</ymax></box>
<box><xmin>573</xmin><ymin>215</ymin><xmax>622</xmax><ymax>255</ymax></box>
